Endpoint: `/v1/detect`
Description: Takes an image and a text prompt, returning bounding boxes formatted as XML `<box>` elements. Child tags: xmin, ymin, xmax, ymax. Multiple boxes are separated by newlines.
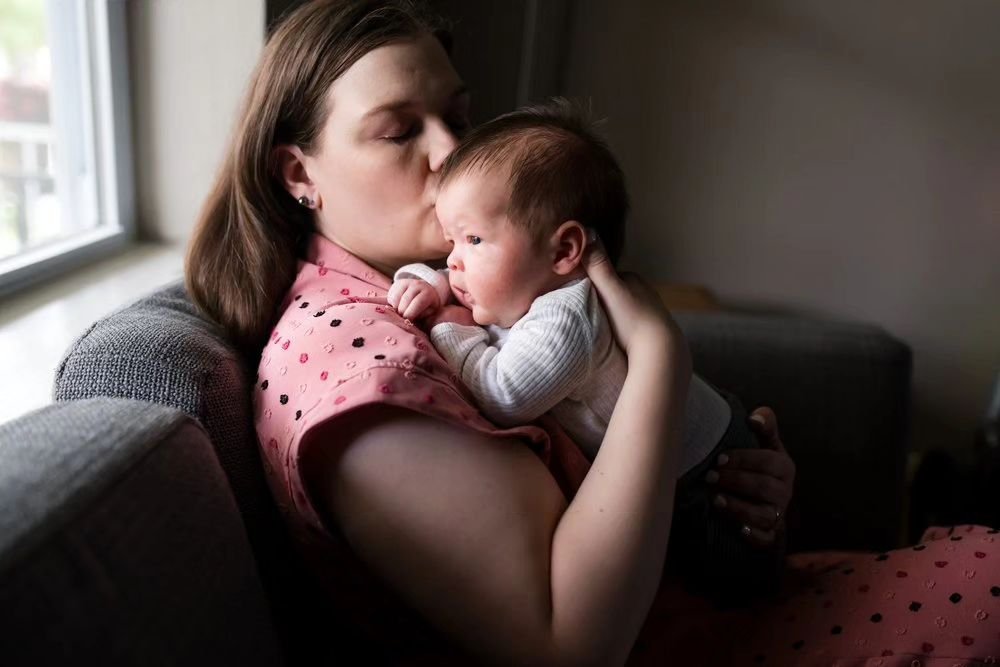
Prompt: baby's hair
<box><xmin>439</xmin><ymin>98</ymin><xmax>628</xmax><ymax>265</ymax></box>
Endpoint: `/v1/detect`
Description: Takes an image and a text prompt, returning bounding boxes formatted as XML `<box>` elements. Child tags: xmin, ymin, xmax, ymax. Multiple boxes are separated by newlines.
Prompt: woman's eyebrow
<box><xmin>363</xmin><ymin>83</ymin><xmax>469</xmax><ymax>120</ymax></box>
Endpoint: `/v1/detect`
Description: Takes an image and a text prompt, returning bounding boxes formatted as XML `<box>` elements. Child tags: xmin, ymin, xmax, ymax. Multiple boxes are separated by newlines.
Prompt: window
<box><xmin>0</xmin><ymin>0</ymin><xmax>133</xmax><ymax>297</ymax></box>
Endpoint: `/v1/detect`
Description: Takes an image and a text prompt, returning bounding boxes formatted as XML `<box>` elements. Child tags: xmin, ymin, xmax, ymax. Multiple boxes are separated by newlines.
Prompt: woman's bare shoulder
<box><xmin>300</xmin><ymin>404</ymin><xmax>569</xmax><ymax>665</ymax></box>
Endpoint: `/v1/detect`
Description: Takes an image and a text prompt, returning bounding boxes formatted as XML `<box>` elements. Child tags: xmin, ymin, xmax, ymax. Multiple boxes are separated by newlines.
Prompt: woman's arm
<box><xmin>303</xmin><ymin>248</ymin><xmax>690</xmax><ymax>666</ymax></box>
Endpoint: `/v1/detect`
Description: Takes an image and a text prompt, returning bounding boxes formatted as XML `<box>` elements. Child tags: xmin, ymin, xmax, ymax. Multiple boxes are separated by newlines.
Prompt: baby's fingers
<box><xmin>402</xmin><ymin>290</ymin><xmax>437</xmax><ymax>320</ymax></box>
<box><xmin>387</xmin><ymin>281</ymin><xmax>407</xmax><ymax>308</ymax></box>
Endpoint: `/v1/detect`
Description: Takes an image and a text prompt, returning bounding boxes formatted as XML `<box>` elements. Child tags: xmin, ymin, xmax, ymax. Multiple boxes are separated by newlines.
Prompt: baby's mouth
<box><xmin>453</xmin><ymin>286</ymin><xmax>474</xmax><ymax>306</ymax></box>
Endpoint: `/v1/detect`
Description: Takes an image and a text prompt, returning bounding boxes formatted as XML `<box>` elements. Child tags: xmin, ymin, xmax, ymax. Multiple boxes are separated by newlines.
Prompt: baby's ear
<box><xmin>550</xmin><ymin>221</ymin><xmax>588</xmax><ymax>275</ymax></box>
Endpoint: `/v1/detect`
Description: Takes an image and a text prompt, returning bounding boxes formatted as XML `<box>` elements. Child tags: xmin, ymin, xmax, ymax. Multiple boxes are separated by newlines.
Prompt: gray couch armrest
<box><xmin>675</xmin><ymin>312</ymin><xmax>912</xmax><ymax>552</ymax></box>
<box><xmin>0</xmin><ymin>398</ymin><xmax>283</xmax><ymax>666</ymax></box>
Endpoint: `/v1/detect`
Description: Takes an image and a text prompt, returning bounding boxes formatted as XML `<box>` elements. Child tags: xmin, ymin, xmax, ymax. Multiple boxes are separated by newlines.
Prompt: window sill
<box><xmin>0</xmin><ymin>241</ymin><xmax>185</xmax><ymax>425</ymax></box>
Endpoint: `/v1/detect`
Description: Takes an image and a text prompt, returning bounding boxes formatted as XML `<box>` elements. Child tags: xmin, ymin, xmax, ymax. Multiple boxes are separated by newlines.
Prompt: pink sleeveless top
<box><xmin>253</xmin><ymin>233</ymin><xmax>591</xmax><ymax>662</ymax></box>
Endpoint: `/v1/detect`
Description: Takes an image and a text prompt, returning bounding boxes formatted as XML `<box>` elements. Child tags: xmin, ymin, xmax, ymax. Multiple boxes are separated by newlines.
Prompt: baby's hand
<box><xmin>388</xmin><ymin>278</ymin><xmax>442</xmax><ymax>320</ymax></box>
<box><xmin>425</xmin><ymin>304</ymin><xmax>477</xmax><ymax>329</ymax></box>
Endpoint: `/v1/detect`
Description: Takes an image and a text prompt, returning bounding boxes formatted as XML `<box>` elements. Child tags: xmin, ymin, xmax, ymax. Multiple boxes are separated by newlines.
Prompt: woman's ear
<box><xmin>549</xmin><ymin>220</ymin><xmax>588</xmax><ymax>275</ymax></box>
<box><xmin>274</xmin><ymin>144</ymin><xmax>319</xmax><ymax>206</ymax></box>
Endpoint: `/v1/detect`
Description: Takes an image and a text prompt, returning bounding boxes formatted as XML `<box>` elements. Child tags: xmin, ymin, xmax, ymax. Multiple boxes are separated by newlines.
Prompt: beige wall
<box><xmin>128</xmin><ymin>0</ymin><xmax>264</xmax><ymax>243</ymax></box>
<box><xmin>564</xmin><ymin>0</ymin><xmax>1000</xmax><ymax>453</ymax></box>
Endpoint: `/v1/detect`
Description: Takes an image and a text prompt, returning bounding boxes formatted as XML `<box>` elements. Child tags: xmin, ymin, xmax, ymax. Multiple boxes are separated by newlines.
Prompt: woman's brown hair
<box><xmin>185</xmin><ymin>0</ymin><xmax>448</xmax><ymax>359</ymax></box>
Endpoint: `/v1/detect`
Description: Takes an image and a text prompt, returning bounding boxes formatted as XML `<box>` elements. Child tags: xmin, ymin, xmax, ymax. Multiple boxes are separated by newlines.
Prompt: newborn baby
<box><xmin>389</xmin><ymin>100</ymin><xmax>782</xmax><ymax>600</ymax></box>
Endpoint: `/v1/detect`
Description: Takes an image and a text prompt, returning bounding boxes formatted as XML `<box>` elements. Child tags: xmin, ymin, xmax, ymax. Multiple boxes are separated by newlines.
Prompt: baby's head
<box><xmin>435</xmin><ymin>99</ymin><xmax>628</xmax><ymax>327</ymax></box>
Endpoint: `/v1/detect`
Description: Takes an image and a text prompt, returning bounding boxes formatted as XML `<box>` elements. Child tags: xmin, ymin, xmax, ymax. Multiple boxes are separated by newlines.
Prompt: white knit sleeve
<box><xmin>393</xmin><ymin>263</ymin><xmax>452</xmax><ymax>305</ymax></box>
<box><xmin>430</xmin><ymin>301</ymin><xmax>593</xmax><ymax>426</ymax></box>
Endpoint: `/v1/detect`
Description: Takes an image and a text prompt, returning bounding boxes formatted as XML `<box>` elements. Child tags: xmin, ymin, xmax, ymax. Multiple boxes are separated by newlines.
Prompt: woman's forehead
<box><xmin>328</xmin><ymin>34</ymin><xmax>463</xmax><ymax>118</ymax></box>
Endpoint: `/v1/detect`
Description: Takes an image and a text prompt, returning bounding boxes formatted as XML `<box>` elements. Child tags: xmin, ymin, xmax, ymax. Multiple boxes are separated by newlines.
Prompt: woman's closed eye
<box><xmin>383</xmin><ymin>122</ymin><xmax>421</xmax><ymax>144</ymax></box>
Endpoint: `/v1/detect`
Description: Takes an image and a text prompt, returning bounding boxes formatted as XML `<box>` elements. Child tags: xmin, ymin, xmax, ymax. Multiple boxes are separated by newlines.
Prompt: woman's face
<box><xmin>301</xmin><ymin>34</ymin><xmax>470</xmax><ymax>276</ymax></box>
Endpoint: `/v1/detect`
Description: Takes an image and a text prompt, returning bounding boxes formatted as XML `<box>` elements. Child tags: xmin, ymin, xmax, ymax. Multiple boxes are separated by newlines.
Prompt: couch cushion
<box><xmin>676</xmin><ymin>311</ymin><xmax>912</xmax><ymax>551</ymax></box>
<box><xmin>0</xmin><ymin>397</ymin><xmax>283</xmax><ymax>665</ymax></box>
<box><xmin>51</xmin><ymin>281</ymin><xmax>335</xmax><ymax>664</ymax></box>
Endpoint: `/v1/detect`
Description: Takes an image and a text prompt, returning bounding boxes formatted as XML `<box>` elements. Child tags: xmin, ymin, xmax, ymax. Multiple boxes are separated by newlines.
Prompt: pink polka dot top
<box><xmin>253</xmin><ymin>233</ymin><xmax>591</xmax><ymax>662</ymax></box>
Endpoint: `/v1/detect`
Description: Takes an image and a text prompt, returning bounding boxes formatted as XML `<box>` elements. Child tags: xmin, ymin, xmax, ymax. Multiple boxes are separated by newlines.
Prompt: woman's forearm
<box><xmin>547</xmin><ymin>337</ymin><xmax>691</xmax><ymax>666</ymax></box>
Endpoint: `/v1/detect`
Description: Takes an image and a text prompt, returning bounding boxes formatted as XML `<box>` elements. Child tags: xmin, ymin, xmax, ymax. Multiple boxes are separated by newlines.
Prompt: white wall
<box><xmin>564</xmin><ymin>0</ymin><xmax>1000</xmax><ymax>453</ymax></box>
<box><xmin>128</xmin><ymin>0</ymin><xmax>265</xmax><ymax>243</ymax></box>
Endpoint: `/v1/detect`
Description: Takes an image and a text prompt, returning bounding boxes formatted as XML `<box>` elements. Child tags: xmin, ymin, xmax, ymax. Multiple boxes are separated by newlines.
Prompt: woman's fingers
<box><xmin>714</xmin><ymin>493</ymin><xmax>782</xmax><ymax>533</ymax></box>
<box><xmin>708</xmin><ymin>468</ymin><xmax>790</xmax><ymax>509</ymax></box>
<box><xmin>716</xmin><ymin>449</ymin><xmax>795</xmax><ymax>483</ymax></box>
<box><xmin>748</xmin><ymin>407</ymin><xmax>786</xmax><ymax>453</ymax></box>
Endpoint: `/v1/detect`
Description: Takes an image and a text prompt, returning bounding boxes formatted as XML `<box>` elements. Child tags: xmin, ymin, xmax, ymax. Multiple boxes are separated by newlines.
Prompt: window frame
<box><xmin>0</xmin><ymin>0</ymin><xmax>135</xmax><ymax>299</ymax></box>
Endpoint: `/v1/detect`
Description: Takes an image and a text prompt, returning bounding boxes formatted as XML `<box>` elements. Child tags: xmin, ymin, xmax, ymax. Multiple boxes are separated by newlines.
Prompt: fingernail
<box><xmin>749</xmin><ymin>414</ymin><xmax>766</xmax><ymax>426</ymax></box>
<box><xmin>717</xmin><ymin>453</ymin><xmax>729</xmax><ymax>466</ymax></box>
<box><xmin>713</xmin><ymin>494</ymin><xmax>727</xmax><ymax>509</ymax></box>
<box><xmin>705</xmin><ymin>470</ymin><xmax>719</xmax><ymax>484</ymax></box>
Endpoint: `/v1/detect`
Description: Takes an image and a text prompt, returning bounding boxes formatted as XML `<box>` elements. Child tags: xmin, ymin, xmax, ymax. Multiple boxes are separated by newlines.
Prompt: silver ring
<box><xmin>741</xmin><ymin>524</ymin><xmax>752</xmax><ymax>538</ymax></box>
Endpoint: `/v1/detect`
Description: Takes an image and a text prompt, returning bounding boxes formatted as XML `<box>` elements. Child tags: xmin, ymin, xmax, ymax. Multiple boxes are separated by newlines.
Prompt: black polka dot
<box><xmin>330</xmin><ymin>319</ymin><xmax>342</xmax><ymax>327</ymax></box>
<box><xmin>374</xmin><ymin>354</ymin><xmax>385</xmax><ymax>360</ymax></box>
<box><xmin>260</xmin><ymin>380</ymin><xmax>268</xmax><ymax>390</ymax></box>
<box><xmin>870</xmin><ymin>613</ymin><xmax>882</xmax><ymax>623</ymax></box>
<box><xmin>875</xmin><ymin>554</ymin><xmax>889</xmax><ymax>561</ymax></box>
<box><xmin>294</xmin><ymin>295</ymin><xmax>302</xmax><ymax>301</ymax></box>
<box><xmin>352</xmin><ymin>337</ymin><xmax>365</xmax><ymax>347</ymax></box>
<box><xmin>299</xmin><ymin>301</ymin><xmax>309</xmax><ymax>309</ymax></box>
<box><xmin>949</xmin><ymin>593</ymin><xmax>962</xmax><ymax>604</ymax></box>
<box><xmin>791</xmin><ymin>640</ymin><xmax>804</xmax><ymax>650</ymax></box>
<box><xmin>830</xmin><ymin>625</ymin><xmax>842</xmax><ymax>635</ymax></box>
<box><xmin>295</xmin><ymin>410</ymin><xmax>302</xmax><ymax>420</ymax></box>
<box><xmin>279</xmin><ymin>394</ymin><xmax>289</xmax><ymax>405</ymax></box>
<box><xmin>909</xmin><ymin>601</ymin><xmax>922</xmax><ymax>612</ymax></box>
<box><xmin>950</xmin><ymin>536</ymin><xmax>963</xmax><ymax>541</ymax></box>
<box><xmin>842</xmin><ymin>568</ymin><xmax>854</xmax><ymax>575</ymax></box>
<box><xmin>913</xmin><ymin>544</ymin><xmax>926</xmax><ymax>551</ymax></box>
<box><xmin>988</xmin><ymin>528</ymin><xmax>998</xmax><ymax>534</ymax></box>
<box><xmin>991</xmin><ymin>586</ymin><xmax>1000</xmax><ymax>597</ymax></box>
<box><xmin>313</xmin><ymin>310</ymin><xmax>326</xmax><ymax>317</ymax></box>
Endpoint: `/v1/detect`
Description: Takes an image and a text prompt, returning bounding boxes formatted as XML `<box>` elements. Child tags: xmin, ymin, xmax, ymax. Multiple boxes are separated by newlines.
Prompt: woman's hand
<box><xmin>707</xmin><ymin>407</ymin><xmax>796</xmax><ymax>548</ymax></box>
<box><xmin>584</xmin><ymin>239</ymin><xmax>688</xmax><ymax>367</ymax></box>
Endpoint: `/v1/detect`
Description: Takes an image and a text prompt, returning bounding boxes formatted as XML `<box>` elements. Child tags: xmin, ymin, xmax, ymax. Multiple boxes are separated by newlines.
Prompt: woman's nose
<box><xmin>428</xmin><ymin>120</ymin><xmax>459</xmax><ymax>172</ymax></box>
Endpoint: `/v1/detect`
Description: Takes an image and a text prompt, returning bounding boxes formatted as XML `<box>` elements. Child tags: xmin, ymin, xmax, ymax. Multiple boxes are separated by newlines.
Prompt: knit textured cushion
<box><xmin>0</xmin><ymin>397</ymin><xmax>282</xmax><ymax>665</ymax></box>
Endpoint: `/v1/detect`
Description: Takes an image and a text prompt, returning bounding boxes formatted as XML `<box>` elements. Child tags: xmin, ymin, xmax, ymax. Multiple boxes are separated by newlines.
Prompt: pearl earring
<box><xmin>297</xmin><ymin>195</ymin><xmax>314</xmax><ymax>208</ymax></box>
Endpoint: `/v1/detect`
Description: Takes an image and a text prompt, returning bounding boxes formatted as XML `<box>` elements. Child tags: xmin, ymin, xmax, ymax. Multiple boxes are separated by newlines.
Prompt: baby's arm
<box><xmin>388</xmin><ymin>263</ymin><xmax>453</xmax><ymax>320</ymax></box>
<box><xmin>430</xmin><ymin>302</ymin><xmax>593</xmax><ymax>426</ymax></box>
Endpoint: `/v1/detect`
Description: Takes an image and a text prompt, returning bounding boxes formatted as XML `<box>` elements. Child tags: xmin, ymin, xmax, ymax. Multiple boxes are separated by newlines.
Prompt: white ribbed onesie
<box><xmin>394</xmin><ymin>264</ymin><xmax>732</xmax><ymax>474</ymax></box>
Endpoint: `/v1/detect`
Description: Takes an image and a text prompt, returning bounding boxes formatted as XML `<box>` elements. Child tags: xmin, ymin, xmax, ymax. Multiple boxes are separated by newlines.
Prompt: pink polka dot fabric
<box><xmin>627</xmin><ymin>525</ymin><xmax>1000</xmax><ymax>666</ymax></box>
<box><xmin>254</xmin><ymin>233</ymin><xmax>592</xmax><ymax>542</ymax></box>
<box><xmin>254</xmin><ymin>234</ymin><xmax>1000</xmax><ymax>665</ymax></box>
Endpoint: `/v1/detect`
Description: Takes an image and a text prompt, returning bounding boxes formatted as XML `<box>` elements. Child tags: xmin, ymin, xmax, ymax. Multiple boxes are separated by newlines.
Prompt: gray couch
<box><xmin>0</xmin><ymin>280</ymin><xmax>912</xmax><ymax>666</ymax></box>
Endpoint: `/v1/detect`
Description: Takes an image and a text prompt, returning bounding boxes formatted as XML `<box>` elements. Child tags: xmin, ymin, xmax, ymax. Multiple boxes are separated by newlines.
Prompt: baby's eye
<box><xmin>467</xmin><ymin>235</ymin><xmax>482</xmax><ymax>245</ymax></box>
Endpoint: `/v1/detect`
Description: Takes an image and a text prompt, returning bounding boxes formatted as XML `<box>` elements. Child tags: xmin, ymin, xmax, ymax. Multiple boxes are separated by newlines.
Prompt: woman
<box><xmin>186</xmin><ymin>1</ymin><xmax>999</xmax><ymax>665</ymax></box>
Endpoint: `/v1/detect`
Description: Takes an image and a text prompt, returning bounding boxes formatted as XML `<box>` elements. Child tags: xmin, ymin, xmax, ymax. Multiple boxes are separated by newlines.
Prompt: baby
<box><xmin>389</xmin><ymin>100</ymin><xmax>781</xmax><ymax>600</ymax></box>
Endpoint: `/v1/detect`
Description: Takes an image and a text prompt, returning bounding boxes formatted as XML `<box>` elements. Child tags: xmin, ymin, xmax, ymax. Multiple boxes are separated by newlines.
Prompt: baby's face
<box><xmin>435</xmin><ymin>172</ymin><xmax>555</xmax><ymax>327</ymax></box>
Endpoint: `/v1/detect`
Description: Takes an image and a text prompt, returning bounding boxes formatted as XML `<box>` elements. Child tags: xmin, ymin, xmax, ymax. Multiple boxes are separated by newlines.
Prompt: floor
<box><xmin>0</xmin><ymin>242</ymin><xmax>185</xmax><ymax>426</ymax></box>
